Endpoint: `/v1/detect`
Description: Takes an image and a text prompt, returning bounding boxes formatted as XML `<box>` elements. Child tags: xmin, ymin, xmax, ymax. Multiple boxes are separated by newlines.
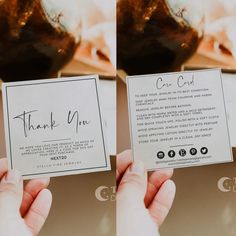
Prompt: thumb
<box><xmin>117</xmin><ymin>161</ymin><xmax>147</xmax><ymax>205</ymax></box>
<box><xmin>0</xmin><ymin>170</ymin><xmax>23</xmax><ymax>218</ymax></box>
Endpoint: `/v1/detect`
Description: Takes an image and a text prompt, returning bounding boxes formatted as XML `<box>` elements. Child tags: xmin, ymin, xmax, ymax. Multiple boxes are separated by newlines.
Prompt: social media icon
<box><xmin>157</xmin><ymin>151</ymin><xmax>165</xmax><ymax>159</ymax></box>
<box><xmin>179</xmin><ymin>149</ymin><xmax>186</xmax><ymax>157</ymax></box>
<box><xmin>190</xmin><ymin>148</ymin><xmax>197</xmax><ymax>156</ymax></box>
<box><xmin>168</xmin><ymin>150</ymin><xmax>176</xmax><ymax>158</ymax></box>
<box><xmin>201</xmin><ymin>147</ymin><xmax>208</xmax><ymax>155</ymax></box>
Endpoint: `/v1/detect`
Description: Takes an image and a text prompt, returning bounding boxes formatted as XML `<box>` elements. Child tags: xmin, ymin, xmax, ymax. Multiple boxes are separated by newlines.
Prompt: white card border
<box><xmin>126</xmin><ymin>69</ymin><xmax>233</xmax><ymax>170</ymax></box>
<box><xmin>2</xmin><ymin>75</ymin><xmax>111</xmax><ymax>178</ymax></box>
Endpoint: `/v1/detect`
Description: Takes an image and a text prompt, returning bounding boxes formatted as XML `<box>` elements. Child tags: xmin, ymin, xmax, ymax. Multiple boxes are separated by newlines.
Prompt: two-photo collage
<box><xmin>1</xmin><ymin>0</ymin><xmax>236</xmax><ymax>235</ymax></box>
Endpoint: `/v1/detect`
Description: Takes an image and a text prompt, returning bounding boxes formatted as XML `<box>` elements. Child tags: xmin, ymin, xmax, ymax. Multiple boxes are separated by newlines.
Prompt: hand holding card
<box><xmin>127</xmin><ymin>69</ymin><xmax>233</xmax><ymax>170</ymax></box>
<box><xmin>2</xmin><ymin>75</ymin><xmax>110</xmax><ymax>179</ymax></box>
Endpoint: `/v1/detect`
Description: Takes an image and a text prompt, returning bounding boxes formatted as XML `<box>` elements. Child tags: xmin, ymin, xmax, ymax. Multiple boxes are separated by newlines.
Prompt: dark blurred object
<box><xmin>117</xmin><ymin>0</ymin><xmax>204</xmax><ymax>75</ymax></box>
<box><xmin>0</xmin><ymin>0</ymin><xmax>81</xmax><ymax>82</ymax></box>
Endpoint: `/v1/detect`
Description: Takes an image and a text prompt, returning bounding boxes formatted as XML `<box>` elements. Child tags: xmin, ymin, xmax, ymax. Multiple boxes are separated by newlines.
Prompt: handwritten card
<box><xmin>2</xmin><ymin>75</ymin><xmax>110</xmax><ymax>179</ymax></box>
<box><xmin>127</xmin><ymin>69</ymin><xmax>233</xmax><ymax>170</ymax></box>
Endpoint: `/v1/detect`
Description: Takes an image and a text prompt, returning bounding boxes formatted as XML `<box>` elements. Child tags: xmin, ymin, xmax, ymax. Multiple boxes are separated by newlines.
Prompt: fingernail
<box><xmin>130</xmin><ymin>161</ymin><xmax>145</xmax><ymax>173</ymax></box>
<box><xmin>164</xmin><ymin>180</ymin><xmax>176</xmax><ymax>192</ymax></box>
<box><xmin>5</xmin><ymin>170</ymin><xmax>21</xmax><ymax>184</ymax></box>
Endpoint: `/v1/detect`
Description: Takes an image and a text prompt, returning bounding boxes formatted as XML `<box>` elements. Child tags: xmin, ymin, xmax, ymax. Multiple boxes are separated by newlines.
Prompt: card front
<box><xmin>2</xmin><ymin>75</ymin><xmax>110</xmax><ymax>179</ymax></box>
<box><xmin>127</xmin><ymin>69</ymin><xmax>233</xmax><ymax>170</ymax></box>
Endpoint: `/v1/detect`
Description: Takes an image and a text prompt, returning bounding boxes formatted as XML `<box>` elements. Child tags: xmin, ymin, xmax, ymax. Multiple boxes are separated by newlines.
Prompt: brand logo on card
<box><xmin>95</xmin><ymin>186</ymin><xmax>116</xmax><ymax>202</ymax></box>
<box><xmin>217</xmin><ymin>177</ymin><xmax>236</xmax><ymax>192</ymax></box>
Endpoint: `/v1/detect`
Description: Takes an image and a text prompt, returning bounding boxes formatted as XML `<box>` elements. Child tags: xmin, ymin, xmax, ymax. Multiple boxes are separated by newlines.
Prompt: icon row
<box><xmin>157</xmin><ymin>147</ymin><xmax>208</xmax><ymax>159</ymax></box>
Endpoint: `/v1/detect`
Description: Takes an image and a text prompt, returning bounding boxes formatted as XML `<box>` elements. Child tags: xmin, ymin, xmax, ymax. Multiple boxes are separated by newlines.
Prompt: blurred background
<box><xmin>0</xmin><ymin>0</ymin><xmax>116</xmax><ymax>82</ymax></box>
<box><xmin>117</xmin><ymin>0</ymin><xmax>236</xmax><ymax>76</ymax></box>
<box><xmin>62</xmin><ymin>0</ymin><xmax>116</xmax><ymax>77</ymax></box>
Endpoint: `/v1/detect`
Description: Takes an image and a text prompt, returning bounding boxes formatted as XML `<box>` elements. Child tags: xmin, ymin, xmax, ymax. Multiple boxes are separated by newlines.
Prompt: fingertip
<box><xmin>21</xmin><ymin>178</ymin><xmax>52</xmax><ymax>217</ymax></box>
<box><xmin>121</xmin><ymin>149</ymin><xmax>132</xmax><ymax>157</ymax></box>
<box><xmin>116</xmin><ymin>150</ymin><xmax>133</xmax><ymax>181</ymax></box>
<box><xmin>24</xmin><ymin>188</ymin><xmax>52</xmax><ymax>235</ymax></box>
<box><xmin>159</xmin><ymin>168</ymin><xmax>174</xmax><ymax>178</ymax></box>
<box><xmin>148</xmin><ymin>179</ymin><xmax>176</xmax><ymax>226</ymax></box>
<box><xmin>130</xmin><ymin>161</ymin><xmax>146</xmax><ymax>174</ymax></box>
<box><xmin>44</xmin><ymin>177</ymin><xmax>50</xmax><ymax>184</ymax></box>
<box><xmin>32</xmin><ymin>188</ymin><xmax>52</xmax><ymax>214</ymax></box>
<box><xmin>159</xmin><ymin>180</ymin><xmax>176</xmax><ymax>206</ymax></box>
<box><xmin>34</xmin><ymin>188</ymin><xmax>53</xmax><ymax>219</ymax></box>
<box><xmin>45</xmin><ymin>188</ymin><xmax>52</xmax><ymax>199</ymax></box>
<box><xmin>117</xmin><ymin>161</ymin><xmax>148</xmax><ymax>204</ymax></box>
<box><xmin>167</xmin><ymin>168</ymin><xmax>174</xmax><ymax>178</ymax></box>
<box><xmin>25</xmin><ymin>177</ymin><xmax>51</xmax><ymax>195</ymax></box>
<box><xmin>150</xmin><ymin>168</ymin><xmax>173</xmax><ymax>181</ymax></box>
<box><xmin>117</xmin><ymin>150</ymin><xmax>132</xmax><ymax>163</ymax></box>
<box><xmin>41</xmin><ymin>177</ymin><xmax>51</xmax><ymax>187</ymax></box>
<box><xmin>162</xmin><ymin>179</ymin><xmax>176</xmax><ymax>195</ymax></box>
<box><xmin>38</xmin><ymin>177</ymin><xmax>51</xmax><ymax>187</ymax></box>
<box><xmin>40</xmin><ymin>188</ymin><xmax>53</xmax><ymax>205</ymax></box>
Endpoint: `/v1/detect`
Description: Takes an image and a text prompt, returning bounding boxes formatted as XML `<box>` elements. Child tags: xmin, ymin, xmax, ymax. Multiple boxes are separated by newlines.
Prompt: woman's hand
<box><xmin>117</xmin><ymin>150</ymin><xmax>176</xmax><ymax>236</ymax></box>
<box><xmin>0</xmin><ymin>158</ymin><xmax>52</xmax><ymax>236</ymax></box>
